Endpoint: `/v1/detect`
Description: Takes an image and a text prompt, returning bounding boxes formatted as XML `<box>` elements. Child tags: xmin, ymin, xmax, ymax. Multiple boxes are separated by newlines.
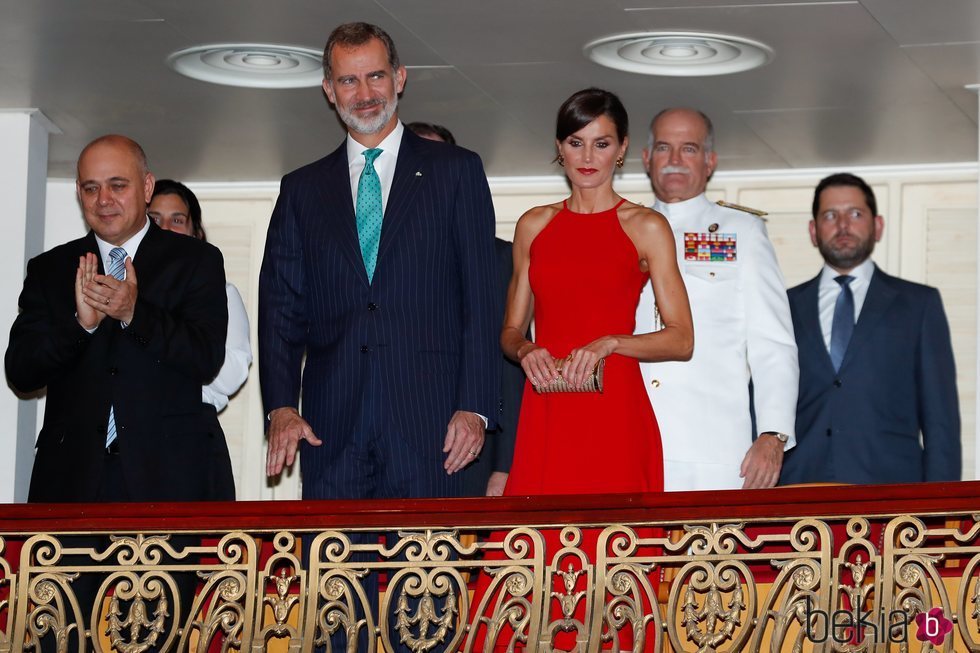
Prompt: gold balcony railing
<box><xmin>1</xmin><ymin>482</ymin><xmax>979</xmax><ymax>651</ymax></box>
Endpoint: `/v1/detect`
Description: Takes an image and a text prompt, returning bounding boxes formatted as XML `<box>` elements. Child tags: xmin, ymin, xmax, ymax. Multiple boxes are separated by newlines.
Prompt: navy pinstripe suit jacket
<box><xmin>259</xmin><ymin>128</ymin><xmax>499</xmax><ymax>497</ymax></box>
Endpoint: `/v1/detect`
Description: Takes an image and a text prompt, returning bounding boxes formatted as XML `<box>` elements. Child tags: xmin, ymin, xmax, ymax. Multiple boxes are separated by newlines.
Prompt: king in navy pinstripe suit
<box><xmin>259</xmin><ymin>22</ymin><xmax>498</xmax><ymax>503</ymax></box>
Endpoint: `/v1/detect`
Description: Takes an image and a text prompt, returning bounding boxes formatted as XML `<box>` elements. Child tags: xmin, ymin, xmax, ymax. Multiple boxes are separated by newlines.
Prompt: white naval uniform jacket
<box><xmin>635</xmin><ymin>193</ymin><xmax>799</xmax><ymax>491</ymax></box>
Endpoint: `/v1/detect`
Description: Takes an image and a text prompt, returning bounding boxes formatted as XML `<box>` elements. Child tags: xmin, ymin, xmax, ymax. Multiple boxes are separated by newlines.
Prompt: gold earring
<box><xmin>556</xmin><ymin>154</ymin><xmax>565</xmax><ymax>167</ymax></box>
<box><xmin>616</xmin><ymin>156</ymin><xmax>625</xmax><ymax>169</ymax></box>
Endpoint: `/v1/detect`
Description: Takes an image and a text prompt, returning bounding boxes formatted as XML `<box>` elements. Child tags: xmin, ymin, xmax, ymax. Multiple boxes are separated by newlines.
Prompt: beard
<box><xmin>816</xmin><ymin>232</ymin><xmax>875</xmax><ymax>270</ymax></box>
<box><xmin>336</xmin><ymin>95</ymin><xmax>398</xmax><ymax>135</ymax></box>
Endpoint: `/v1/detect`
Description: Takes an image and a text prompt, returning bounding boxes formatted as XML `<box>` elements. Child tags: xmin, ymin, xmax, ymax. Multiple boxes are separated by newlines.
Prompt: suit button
<box><xmin>109</xmin><ymin>367</ymin><xmax>118</xmax><ymax>375</ymax></box>
<box><xmin>360</xmin><ymin>345</ymin><xmax>369</xmax><ymax>353</ymax></box>
<box><xmin>833</xmin><ymin>379</ymin><xmax>842</xmax><ymax>387</ymax></box>
<box><xmin>367</xmin><ymin>302</ymin><xmax>377</xmax><ymax>311</ymax></box>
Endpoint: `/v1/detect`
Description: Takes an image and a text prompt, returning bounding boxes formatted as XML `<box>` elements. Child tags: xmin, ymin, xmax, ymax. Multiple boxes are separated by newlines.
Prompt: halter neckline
<box><xmin>561</xmin><ymin>198</ymin><xmax>628</xmax><ymax>214</ymax></box>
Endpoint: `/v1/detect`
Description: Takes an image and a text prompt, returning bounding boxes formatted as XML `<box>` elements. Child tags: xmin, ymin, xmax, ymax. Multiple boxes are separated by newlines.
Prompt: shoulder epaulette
<box><xmin>716</xmin><ymin>200</ymin><xmax>768</xmax><ymax>218</ymax></box>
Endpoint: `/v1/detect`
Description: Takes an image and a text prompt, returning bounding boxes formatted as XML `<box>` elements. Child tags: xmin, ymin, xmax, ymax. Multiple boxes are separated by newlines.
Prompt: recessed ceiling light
<box><xmin>584</xmin><ymin>31</ymin><xmax>773</xmax><ymax>76</ymax></box>
<box><xmin>167</xmin><ymin>44</ymin><xmax>324</xmax><ymax>88</ymax></box>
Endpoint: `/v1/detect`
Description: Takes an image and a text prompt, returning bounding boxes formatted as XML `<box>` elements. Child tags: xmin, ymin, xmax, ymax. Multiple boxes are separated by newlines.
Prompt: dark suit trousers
<box><xmin>302</xmin><ymin>361</ymin><xmax>463</xmax><ymax>652</ymax></box>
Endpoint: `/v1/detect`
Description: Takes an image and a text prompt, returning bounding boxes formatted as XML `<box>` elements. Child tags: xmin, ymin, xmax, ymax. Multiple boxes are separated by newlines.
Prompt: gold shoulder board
<box><xmin>715</xmin><ymin>200</ymin><xmax>768</xmax><ymax>218</ymax></box>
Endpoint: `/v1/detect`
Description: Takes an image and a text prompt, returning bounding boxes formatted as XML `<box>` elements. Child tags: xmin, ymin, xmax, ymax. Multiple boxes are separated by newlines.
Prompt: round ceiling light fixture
<box><xmin>584</xmin><ymin>31</ymin><xmax>773</xmax><ymax>76</ymax></box>
<box><xmin>167</xmin><ymin>44</ymin><xmax>324</xmax><ymax>88</ymax></box>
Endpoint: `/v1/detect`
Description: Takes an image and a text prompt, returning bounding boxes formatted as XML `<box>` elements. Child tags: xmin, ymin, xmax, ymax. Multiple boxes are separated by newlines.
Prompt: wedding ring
<box><xmin>104</xmin><ymin>298</ymin><xmax>110</xmax><ymax>305</ymax></box>
<box><xmin>468</xmin><ymin>450</ymin><xmax>478</xmax><ymax>457</ymax></box>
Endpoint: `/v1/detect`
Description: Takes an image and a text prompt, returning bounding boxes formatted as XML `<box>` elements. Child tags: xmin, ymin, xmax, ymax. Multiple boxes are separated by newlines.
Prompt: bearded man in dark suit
<box><xmin>260</xmin><ymin>23</ymin><xmax>498</xmax><ymax>501</ymax></box>
<box><xmin>781</xmin><ymin>172</ymin><xmax>960</xmax><ymax>485</ymax></box>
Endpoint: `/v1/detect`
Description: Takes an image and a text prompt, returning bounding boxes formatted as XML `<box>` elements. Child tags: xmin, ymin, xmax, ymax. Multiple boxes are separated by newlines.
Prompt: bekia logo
<box><xmin>915</xmin><ymin>607</ymin><xmax>953</xmax><ymax>646</ymax></box>
<box><xmin>801</xmin><ymin>597</ymin><xmax>952</xmax><ymax>645</ymax></box>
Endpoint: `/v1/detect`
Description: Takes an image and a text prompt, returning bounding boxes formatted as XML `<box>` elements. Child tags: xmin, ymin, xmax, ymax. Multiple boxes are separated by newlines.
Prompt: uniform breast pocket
<box><xmin>683</xmin><ymin>263</ymin><xmax>740</xmax><ymax>324</ymax></box>
<box><xmin>684</xmin><ymin>263</ymin><xmax>738</xmax><ymax>285</ymax></box>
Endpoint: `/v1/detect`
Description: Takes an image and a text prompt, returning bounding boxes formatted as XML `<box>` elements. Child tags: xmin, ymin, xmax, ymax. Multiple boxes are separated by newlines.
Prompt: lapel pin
<box><xmin>708</xmin><ymin>223</ymin><xmax>719</xmax><ymax>233</ymax></box>
<box><xmin>415</xmin><ymin>171</ymin><xmax>422</xmax><ymax>177</ymax></box>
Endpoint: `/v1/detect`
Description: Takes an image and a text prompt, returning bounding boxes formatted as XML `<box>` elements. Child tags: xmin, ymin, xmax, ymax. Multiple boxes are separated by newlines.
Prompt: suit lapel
<box><xmin>796</xmin><ymin>275</ymin><xmax>836</xmax><ymax>373</ymax></box>
<box><xmin>314</xmin><ymin>143</ymin><xmax>367</xmax><ymax>285</ymax></box>
<box><xmin>377</xmin><ymin>130</ymin><xmax>425</xmax><ymax>266</ymax></box>
<box><xmin>839</xmin><ymin>265</ymin><xmax>898</xmax><ymax>372</ymax></box>
<box><xmin>131</xmin><ymin>220</ymin><xmax>165</xmax><ymax>272</ymax></box>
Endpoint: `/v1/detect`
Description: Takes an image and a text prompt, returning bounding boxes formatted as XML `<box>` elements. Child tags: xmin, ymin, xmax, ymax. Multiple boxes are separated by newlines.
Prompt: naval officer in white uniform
<box><xmin>635</xmin><ymin>108</ymin><xmax>799</xmax><ymax>491</ymax></box>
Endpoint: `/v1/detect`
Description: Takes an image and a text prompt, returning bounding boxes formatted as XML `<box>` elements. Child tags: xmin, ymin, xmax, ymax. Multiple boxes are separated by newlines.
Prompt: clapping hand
<box><xmin>75</xmin><ymin>253</ymin><xmax>105</xmax><ymax>329</ymax></box>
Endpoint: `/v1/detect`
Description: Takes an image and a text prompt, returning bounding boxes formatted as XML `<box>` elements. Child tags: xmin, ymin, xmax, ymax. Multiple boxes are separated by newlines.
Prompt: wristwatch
<box><xmin>762</xmin><ymin>431</ymin><xmax>789</xmax><ymax>443</ymax></box>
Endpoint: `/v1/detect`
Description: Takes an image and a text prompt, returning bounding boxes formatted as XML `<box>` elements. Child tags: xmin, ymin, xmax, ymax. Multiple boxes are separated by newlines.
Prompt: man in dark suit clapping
<box><xmin>6</xmin><ymin>134</ymin><xmax>232</xmax><ymax>503</ymax></box>
<box><xmin>259</xmin><ymin>22</ymin><xmax>498</xmax><ymax>501</ymax></box>
<box><xmin>780</xmin><ymin>173</ymin><xmax>960</xmax><ymax>485</ymax></box>
<box><xmin>5</xmin><ymin>135</ymin><xmax>232</xmax><ymax>652</ymax></box>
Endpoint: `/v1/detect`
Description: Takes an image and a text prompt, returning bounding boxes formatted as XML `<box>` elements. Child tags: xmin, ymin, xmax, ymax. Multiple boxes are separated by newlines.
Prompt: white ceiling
<box><xmin>2</xmin><ymin>0</ymin><xmax>978</xmax><ymax>181</ymax></box>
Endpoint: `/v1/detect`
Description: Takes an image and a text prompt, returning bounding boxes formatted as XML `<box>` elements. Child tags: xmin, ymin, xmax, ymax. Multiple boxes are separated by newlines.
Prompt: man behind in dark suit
<box><xmin>405</xmin><ymin>121</ymin><xmax>522</xmax><ymax>496</ymax></box>
<box><xmin>260</xmin><ymin>22</ymin><xmax>498</xmax><ymax>501</ymax></box>
<box><xmin>780</xmin><ymin>173</ymin><xmax>960</xmax><ymax>485</ymax></box>
<box><xmin>6</xmin><ymin>134</ymin><xmax>232</xmax><ymax>503</ymax></box>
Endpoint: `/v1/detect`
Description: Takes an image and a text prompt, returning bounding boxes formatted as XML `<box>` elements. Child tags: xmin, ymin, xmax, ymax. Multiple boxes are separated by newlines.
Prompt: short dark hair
<box><xmin>812</xmin><ymin>172</ymin><xmax>877</xmax><ymax>219</ymax></box>
<box><xmin>151</xmin><ymin>179</ymin><xmax>206</xmax><ymax>241</ymax></box>
<box><xmin>555</xmin><ymin>88</ymin><xmax>628</xmax><ymax>143</ymax></box>
<box><xmin>406</xmin><ymin>122</ymin><xmax>456</xmax><ymax>145</ymax></box>
<box><xmin>322</xmin><ymin>22</ymin><xmax>400</xmax><ymax>79</ymax></box>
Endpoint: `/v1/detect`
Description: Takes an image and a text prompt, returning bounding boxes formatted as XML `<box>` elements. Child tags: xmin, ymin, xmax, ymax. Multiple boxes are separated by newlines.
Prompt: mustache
<box><xmin>660</xmin><ymin>165</ymin><xmax>691</xmax><ymax>175</ymax></box>
<box><xmin>351</xmin><ymin>98</ymin><xmax>385</xmax><ymax>110</ymax></box>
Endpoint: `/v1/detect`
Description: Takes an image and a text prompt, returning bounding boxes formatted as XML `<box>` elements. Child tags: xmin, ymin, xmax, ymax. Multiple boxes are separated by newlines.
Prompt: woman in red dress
<box><xmin>472</xmin><ymin>88</ymin><xmax>693</xmax><ymax>651</ymax></box>
<box><xmin>503</xmin><ymin>88</ymin><xmax>692</xmax><ymax>496</ymax></box>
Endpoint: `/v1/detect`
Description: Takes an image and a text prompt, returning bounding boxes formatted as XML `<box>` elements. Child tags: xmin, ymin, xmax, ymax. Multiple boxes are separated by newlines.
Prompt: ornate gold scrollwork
<box><xmin>5</xmin><ymin>509</ymin><xmax>980</xmax><ymax>651</ymax></box>
<box><xmin>0</xmin><ymin>536</ymin><xmax>14</xmax><ymax>653</ymax></box>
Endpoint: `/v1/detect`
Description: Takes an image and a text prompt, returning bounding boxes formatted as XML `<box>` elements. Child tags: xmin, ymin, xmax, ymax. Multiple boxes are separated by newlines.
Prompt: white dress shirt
<box><xmin>94</xmin><ymin>216</ymin><xmax>151</xmax><ymax>274</ymax></box>
<box><xmin>203</xmin><ymin>283</ymin><xmax>252</xmax><ymax>412</ymax></box>
<box><xmin>816</xmin><ymin>257</ymin><xmax>875</xmax><ymax>351</ymax></box>
<box><xmin>345</xmin><ymin>121</ymin><xmax>404</xmax><ymax>210</ymax></box>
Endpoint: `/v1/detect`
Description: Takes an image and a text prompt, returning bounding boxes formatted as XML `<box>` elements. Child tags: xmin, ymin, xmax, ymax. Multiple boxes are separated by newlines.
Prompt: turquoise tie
<box><xmin>356</xmin><ymin>148</ymin><xmax>384</xmax><ymax>282</ymax></box>
<box><xmin>105</xmin><ymin>247</ymin><xmax>127</xmax><ymax>447</ymax></box>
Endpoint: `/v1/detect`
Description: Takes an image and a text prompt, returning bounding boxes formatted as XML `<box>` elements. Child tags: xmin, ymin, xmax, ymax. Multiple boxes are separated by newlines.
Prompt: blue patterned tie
<box><xmin>356</xmin><ymin>148</ymin><xmax>383</xmax><ymax>282</ymax></box>
<box><xmin>830</xmin><ymin>274</ymin><xmax>854</xmax><ymax>372</ymax></box>
<box><xmin>105</xmin><ymin>247</ymin><xmax>127</xmax><ymax>448</ymax></box>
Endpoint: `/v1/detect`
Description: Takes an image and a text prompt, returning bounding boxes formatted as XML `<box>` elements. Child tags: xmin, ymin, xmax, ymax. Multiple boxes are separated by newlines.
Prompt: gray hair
<box><xmin>646</xmin><ymin>108</ymin><xmax>715</xmax><ymax>156</ymax></box>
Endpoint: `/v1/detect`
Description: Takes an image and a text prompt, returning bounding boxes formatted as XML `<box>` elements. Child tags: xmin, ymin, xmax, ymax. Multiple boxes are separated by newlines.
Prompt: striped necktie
<box><xmin>105</xmin><ymin>247</ymin><xmax>127</xmax><ymax>448</ymax></box>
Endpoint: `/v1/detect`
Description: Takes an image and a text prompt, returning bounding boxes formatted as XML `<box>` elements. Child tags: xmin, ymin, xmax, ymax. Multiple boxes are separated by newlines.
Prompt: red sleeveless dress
<box><xmin>505</xmin><ymin>199</ymin><xmax>663</xmax><ymax>495</ymax></box>
<box><xmin>470</xmin><ymin>201</ymin><xmax>663</xmax><ymax>652</ymax></box>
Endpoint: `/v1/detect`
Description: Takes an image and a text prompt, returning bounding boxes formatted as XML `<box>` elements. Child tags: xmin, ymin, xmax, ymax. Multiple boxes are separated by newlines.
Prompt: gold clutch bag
<box><xmin>534</xmin><ymin>357</ymin><xmax>605</xmax><ymax>394</ymax></box>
